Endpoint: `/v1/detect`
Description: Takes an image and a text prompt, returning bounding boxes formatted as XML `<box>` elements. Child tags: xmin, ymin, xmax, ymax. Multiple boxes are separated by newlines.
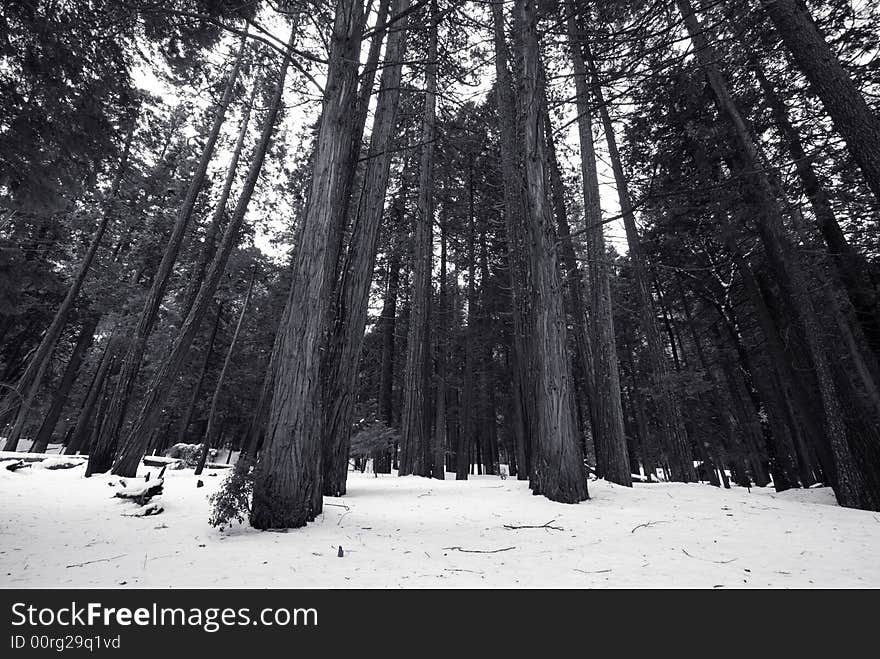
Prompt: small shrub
<box><xmin>208</xmin><ymin>457</ymin><xmax>254</xmax><ymax>529</ymax></box>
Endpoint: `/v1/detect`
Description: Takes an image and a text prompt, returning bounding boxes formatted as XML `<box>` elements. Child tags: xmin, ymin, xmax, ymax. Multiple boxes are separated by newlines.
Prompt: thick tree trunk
<box><xmin>250</xmin><ymin>2</ymin><xmax>365</xmax><ymax>529</ymax></box>
<box><xmin>111</xmin><ymin>33</ymin><xmax>292</xmax><ymax>477</ymax></box>
<box><xmin>565</xmin><ymin>2</ymin><xmax>631</xmax><ymax>486</ymax></box>
<box><xmin>321</xmin><ymin>0</ymin><xmax>411</xmax><ymax>495</ymax></box>
<box><xmin>761</xmin><ymin>0</ymin><xmax>880</xmax><ymax>204</ymax></box>
<box><xmin>86</xmin><ymin>36</ymin><xmax>247</xmax><ymax>475</ymax></box>
<box><xmin>399</xmin><ymin>0</ymin><xmax>438</xmax><ymax>478</ymax></box>
<box><xmin>514</xmin><ymin>0</ymin><xmax>588</xmax><ymax>503</ymax></box>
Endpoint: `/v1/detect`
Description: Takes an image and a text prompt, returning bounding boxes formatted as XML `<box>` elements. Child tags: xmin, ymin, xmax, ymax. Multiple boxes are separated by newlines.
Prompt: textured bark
<box><xmin>399</xmin><ymin>0</ymin><xmax>438</xmax><ymax>478</ymax></box>
<box><xmin>514</xmin><ymin>0</ymin><xmax>588</xmax><ymax>503</ymax></box>
<box><xmin>565</xmin><ymin>2</ymin><xmax>631</xmax><ymax>486</ymax></box>
<box><xmin>761</xmin><ymin>0</ymin><xmax>880</xmax><ymax>204</ymax></box>
<box><xmin>112</xmin><ymin>33</ymin><xmax>291</xmax><ymax>477</ymax></box>
<box><xmin>250</xmin><ymin>1</ymin><xmax>365</xmax><ymax>529</ymax></box>
<box><xmin>321</xmin><ymin>0</ymin><xmax>411</xmax><ymax>495</ymax></box>
<box><xmin>195</xmin><ymin>267</ymin><xmax>256</xmax><ymax>475</ymax></box>
<box><xmin>2</xmin><ymin>124</ymin><xmax>132</xmax><ymax>452</ymax></box>
<box><xmin>87</xmin><ymin>36</ymin><xmax>246</xmax><ymax>475</ymax></box>
<box><xmin>29</xmin><ymin>314</ymin><xmax>99</xmax><ymax>453</ymax></box>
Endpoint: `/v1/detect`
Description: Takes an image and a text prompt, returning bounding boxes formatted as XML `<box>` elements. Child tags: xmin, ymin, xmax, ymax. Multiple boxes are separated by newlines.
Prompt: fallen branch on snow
<box><xmin>66</xmin><ymin>554</ymin><xmax>127</xmax><ymax>569</ymax></box>
<box><xmin>504</xmin><ymin>519</ymin><xmax>564</xmax><ymax>531</ymax></box>
<box><xmin>442</xmin><ymin>546</ymin><xmax>516</xmax><ymax>554</ymax></box>
<box><xmin>114</xmin><ymin>478</ymin><xmax>163</xmax><ymax>506</ymax></box>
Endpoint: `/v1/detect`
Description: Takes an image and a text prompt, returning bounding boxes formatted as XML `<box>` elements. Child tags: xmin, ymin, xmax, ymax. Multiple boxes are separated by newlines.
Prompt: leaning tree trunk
<box><xmin>399</xmin><ymin>0</ymin><xmax>439</xmax><ymax>478</ymax></box>
<box><xmin>760</xmin><ymin>0</ymin><xmax>880</xmax><ymax>204</ymax></box>
<box><xmin>29</xmin><ymin>314</ymin><xmax>99</xmax><ymax>453</ymax></box>
<box><xmin>195</xmin><ymin>267</ymin><xmax>256</xmax><ymax>475</ymax></box>
<box><xmin>111</xmin><ymin>31</ymin><xmax>294</xmax><ymax>478</ymax></box>
<box><xmin>514</xmin><ymin>0</ymin><xmax>588</xmax><ymax>503</ymax></box>
<box><xmin>250</xmin><ymin>0</ymin><xmax>365</xmax><ymax>530</ymax></box>
<box><xmin>321</xmin><ymin>0</ymin><xmax>411</xmax><ymax>495</ymax></box>
<box><xmin>2</xmin><ymin>123</ymin><xmax>133</xmax><ymax>452</ymax></box>
<box><xmin>565</xmin><ymin>2</ymin><xmax>631</xmax><ymax>486</ymax></box>
<box><xmin>86</xmin><ymin>35</ymin><xmax>247</xmax><ymax>475</ymax></box>
<box><xmin>182</xmin><ymin>81</ymin><xmax>258</xmax><ymax>314</ymax></box>
<box><xmin>677</xmin><ymin>0</ymin><xmax>876</xmax><ymax>510</ymax></box>
<box><xmin>173</xmin><ymin>302</ymin><xmax>223</xmax><ymax>447</ymax></box>
<box><xmin>581</xmin><ymin>28</ymin><xmax>693</xmax><ymax>482</ymax></box>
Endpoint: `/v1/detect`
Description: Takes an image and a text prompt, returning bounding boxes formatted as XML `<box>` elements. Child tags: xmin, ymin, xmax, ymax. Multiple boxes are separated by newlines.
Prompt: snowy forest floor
<box><xmin>1</xmin><ymin>456</ymin><xmax>879</xmax><ymax>588</ymax></box>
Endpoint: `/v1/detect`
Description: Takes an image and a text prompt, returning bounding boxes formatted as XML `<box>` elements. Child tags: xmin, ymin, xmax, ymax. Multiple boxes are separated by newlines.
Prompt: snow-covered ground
<box><xmin>1</xmin><ymin>458</ymin><xmax>878</xmax><ymax>588</ymax></box>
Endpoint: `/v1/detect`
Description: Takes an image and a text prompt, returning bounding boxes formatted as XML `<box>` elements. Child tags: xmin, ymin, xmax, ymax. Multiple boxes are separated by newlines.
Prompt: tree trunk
<box><xmin>111</xmin><ymin>31</ymin><xmax>293</xmax><ymax>478</ymax></box>
<box><xmin>565</xmin><ymin>1</ymin><xmax>631</xmax><ymax>486</ymax></box>
<box><xmin>399</xmin><ymin>0</ymin><xmax>438</xmax><ymax>478</ymax></box>
<box><xmin>761</xmin><ymin>0</ymin><xmax>880</xmax><ymax>204</ymax></box>
<box><xmin>173</xmin><ymin>302</ymin><xmax>223</xmax><ymax>447</ymax></box>
<box><xmin>195</xmin><ymin>267</ymin><xmax>256</xmax><ymax>475</ymax></box>
<box><xmin>86</xmin><ymin>35</ymin><xmax>247</xmax><ymax>475</ymax></box>
<box><xmin>321</xmin><ymin>0</ymin><xmax>411</xmax><ymax>494</ymax></box>
<box><xmin>677</xmin><ymin>0</ymin><xmax>877</xmax><ymax>509</ymax></box>
<box><xmin>30</xmin><ymin>314</ymin><xmax>99</xmax><ymax>453</ymax></box>
<box><xmin>513</xmin><ymin>0</ymin><xmax>588</xmax><ymax>503</ymax></box>
<box><xmin>2</xmin><ymin>123</ymin><xmax>133</xmax><ymax>452</ymax></box>
<box><xmin>491</xmin><ymin>0</ymin><xmax>534</xmax><ymax>482</ymax></box>
<box><xmin>250</xmin><ymin>2</ymin><xmax>365</xmax><ymax>529</ymax></box>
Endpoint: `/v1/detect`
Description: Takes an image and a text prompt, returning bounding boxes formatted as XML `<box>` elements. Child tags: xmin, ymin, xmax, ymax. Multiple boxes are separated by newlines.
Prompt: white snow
<box><xmin>1</xmin><ymin>462</ymin><xmax>878</xmax><ymax>588</ymax></box>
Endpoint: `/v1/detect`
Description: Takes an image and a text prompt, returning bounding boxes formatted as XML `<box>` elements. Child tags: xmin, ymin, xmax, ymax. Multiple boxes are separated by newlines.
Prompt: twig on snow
<box><xmin>66</xmin><ymin>554</ymin><xmax>127</xmax><ymax>569</ymax></box>
<box><xmin>442</xmin><ymin>546</ymin><xmax>516</xmax><ymax>554</ymax></box>
<box><xmin>504</xmin><ymin>519</ymin><xmax>564</xmax><ymax>531</ymax></box>
<box><xmin>631</xmin><ymin>520</ymin><xmax>670</xmax><ymax>533</ymax></box>
<box><xmin>681</xmin><ymin>548</ymin><xmax>737</xmax><ymax>564</ymax></box>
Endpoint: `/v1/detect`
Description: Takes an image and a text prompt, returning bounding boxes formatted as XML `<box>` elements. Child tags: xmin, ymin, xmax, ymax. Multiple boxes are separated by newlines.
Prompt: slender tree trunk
<box><xmin>174</xmin><ymin>302</ymin><xmax>223</xmax><ymax>447</ymax></box>
<box><xmin>111</xmin><ymin>31</ymin><xmax>293</xmax><ymax>478</ymax></box>
<box><xmin>458</xmin><ymin>161</ymin><xmax>477</xmax><ymax>481</ymax></box>
<box><xmin>86</xmin><ymin>35</ymin><xmax>247</xmax><ymax>475</ymax></box>
<box><xmin>399</xmin><ymin>0</ymin><xmax>438</xmax><ymax>478</ymax></box>
<box><xmin>182</xmin><ymin>81</ymin><xmax>258</xmax><ymax>313</ymax></box>
<box><xmin>565</xmin><ymin>1</ymin><xmax>631</xmax><ymax>486</ymax></box>
<box><xmin>376</xmin><ymin>187</ymin><xmax>405</xmax><ymax>474</ymax></box>
<box><xmin>677</xmin><ymin>0</ymin><xmax>877</xmax><ymax>509</ymax></box>
<box><xmin>514</xmin><ymin>0</ymin><xmax>588</xmax><ymax>503</ymax></box>
<box><xmin>3</xmin><ymin>124</ymin><xmax>133</xmax><ymax>451</ymax></box>
<box><xmin>491</xmin><ymin>0</ymin><xmax>534</xmax><ymax>482</ymax></box>
<box><xmin>250</xmin><ymin>2</ymin><xmax>365</xmax><ymax>529</ymax></box>
<box><xmin>195</xmin><ymin>267</ymin><xmax>256</xmax><ymax>475</ymax></box>
<box><xmin>29</xmin><ymin>314</ymin><xmax>99</xmax><ymax>453</ymax></box>
<box><xmin>432</xmin><ymin>213</ymin><xmax>448</xmax><ymax>479</ymax></box>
